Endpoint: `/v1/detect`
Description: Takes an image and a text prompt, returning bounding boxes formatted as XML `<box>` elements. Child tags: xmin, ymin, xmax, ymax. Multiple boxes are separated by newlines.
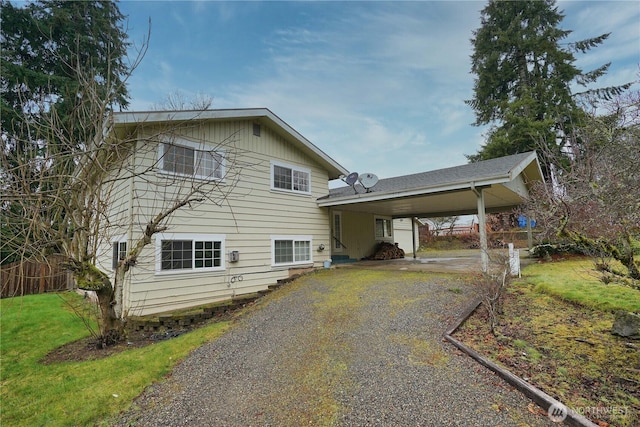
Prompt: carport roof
<box><xmin>317</xmin><ymin>151</ymin><xmax>544</xmax><ymax>218</ymax></box>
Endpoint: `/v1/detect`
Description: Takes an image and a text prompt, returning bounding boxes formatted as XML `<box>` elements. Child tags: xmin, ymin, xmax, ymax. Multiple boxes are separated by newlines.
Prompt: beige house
<box><xmin>100</xmin><ymin>108</ymin><xmax>544</xmax><ymax>317</ymax></box>
<box><xmin>100</xmin><ymin>108</ymin><xmax>347</xmax><ymax>316</ymax></box>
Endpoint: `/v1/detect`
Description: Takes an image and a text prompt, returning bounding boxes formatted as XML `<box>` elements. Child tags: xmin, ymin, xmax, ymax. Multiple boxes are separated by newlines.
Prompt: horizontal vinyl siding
<box><xmin>118</xmin><ymin>119</ymin><xmax>332</xmax><ymax>316</ymax></box>
<box><xmin>95</xmin><ymin>150</ymin><xmax>136</xmax><ymax>275</ymax></box>
<box><xmin>393</xmin><ymin>218</ymin><xmax>417</xmax><ymax>254</ymax></box>
<box><xmin>338</xmin><ymin>211</ymin><xmax>379</xmax><ymax>261</ymax></box>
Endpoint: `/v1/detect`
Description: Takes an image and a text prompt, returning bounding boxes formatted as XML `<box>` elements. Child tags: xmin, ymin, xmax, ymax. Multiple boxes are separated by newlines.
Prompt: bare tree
<box><xmin>525</xmin><ymin>90</ymin><xmax>640</xmax><ymax>287</ymax></box>
<box><xmin>446</xmin><ymin>216</ymin><xmax>460</xmax><ymax>237</ymax></box>
<box><xmin>151</xmin><ymin>89</ymin><xmax>214</xmax><ymax>111</ymax></box>
<box><xmin>427</xmin><ymin>216</ymin><xmax>459</xmax><ymax>239</ymax></box>
<box><xmin>475</xmin><ymin>253</ymin><xmax>512</xmax><ymax>335</ymax></box>
<box><xmin>0</xmin><ymin>50</ymin><xmax>248</xmax><ymax>346</ymax></box>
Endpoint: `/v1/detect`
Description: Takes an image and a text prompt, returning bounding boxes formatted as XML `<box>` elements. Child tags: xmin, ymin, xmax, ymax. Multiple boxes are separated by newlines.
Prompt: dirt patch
<box><xmin>455</xmin><ymin>284</ymin><xmax>640</xmax><ymax>427</ymax></box>
<box><xmin>40</xmin><ymin>308</ymin><xmax>243</xmax><ymax>364</ymax></box>
<box><xmin>40</xmin><ymin>331</ymin><xmax>154</xmax><ymax>364</ymax></box>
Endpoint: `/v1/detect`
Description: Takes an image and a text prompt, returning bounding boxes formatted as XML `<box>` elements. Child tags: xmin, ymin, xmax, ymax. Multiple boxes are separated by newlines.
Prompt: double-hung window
<box><xmin>156</xmin><ymin>234</ymin><xmax>225</xmax><ymax>273</ymax></box>
<box><xmin>112</xmin><ymin>239</ymin><xmax>127</xmax><ymax>269</ymax></box>
<box><xmin>159</xmin><ymin>138</ymin><xmax>224</xmax><ymax>180</ymax></box>
<box><xmin>272</xmin><ymin>235</ymin><xmax>312</xmax><ymax>266</ymax></box>
<box><xmin>271</xmin><ymin>161</ymin><xmax>311</xmax><ymax>194</ymax></box>
<box><xmin>375</xmin><ymin>217</ymin><xmax>393</xmax><ymax>240</ymax></box>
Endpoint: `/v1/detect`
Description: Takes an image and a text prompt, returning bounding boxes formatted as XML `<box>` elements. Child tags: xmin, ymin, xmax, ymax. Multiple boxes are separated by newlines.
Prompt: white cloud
<box><xmin>561</xmin><ymin>1</ymin><xmax>639</xmax><ymax>70</ymax></box>
<box><xmin>122</xmin><ymin>1</ymin><xmax>637</xmax><ymax>177</ymax></box>
<box><xmin>215</xmin><ymin>3</ymin><xmax>485</xmax><ymax>176</ymax></box>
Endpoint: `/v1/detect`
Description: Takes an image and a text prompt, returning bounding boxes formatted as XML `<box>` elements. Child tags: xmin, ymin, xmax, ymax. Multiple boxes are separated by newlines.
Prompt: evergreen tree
<box><xmin>1</xmin><ymin>0</ymin><xmax>129</xmax><ymax>127</ymax></box>
<box><xmin>466</xmin><ymin>0</ymin><xmax>630</xmax><ymax>171</ymax></box>
<box><xmin>1</xmin><ymin>0</ymin><xmax>131</xmax><ymax>264</ymax></box>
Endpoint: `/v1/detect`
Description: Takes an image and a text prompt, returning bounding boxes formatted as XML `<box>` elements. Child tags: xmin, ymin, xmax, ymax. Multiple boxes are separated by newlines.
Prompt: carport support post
<box><xmin>411</xmin><ymin>217</ymin><xmax>417</xmax><ymax>259</ymax></box>
<box><xmin>474</xmin><ymin>186</ymin><xmax>489</xmax><ymax>272</ymax></box>
<box><xmin>527</xmin><ymin>212</ymin><xmax>533</xmax><ymax>250</ymax></box>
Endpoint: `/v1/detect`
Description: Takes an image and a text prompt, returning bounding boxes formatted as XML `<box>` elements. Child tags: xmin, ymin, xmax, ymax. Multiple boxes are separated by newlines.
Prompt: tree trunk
<box><xmin>74</xmin><ymin>260</ymin><xmax>125</xmax><ymax>347</ymax></box>
<box><xmin>95</xmin><ymin>286</ymin><xmax>124</xmax><ymax>347</ymax></box>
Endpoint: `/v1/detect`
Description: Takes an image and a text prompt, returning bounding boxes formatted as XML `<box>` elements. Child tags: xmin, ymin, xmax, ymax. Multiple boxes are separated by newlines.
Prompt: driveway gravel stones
<box><xmin>115</xmin><ymin>268</ymin><xmax>554</xmax><ymax>426</ymax></box>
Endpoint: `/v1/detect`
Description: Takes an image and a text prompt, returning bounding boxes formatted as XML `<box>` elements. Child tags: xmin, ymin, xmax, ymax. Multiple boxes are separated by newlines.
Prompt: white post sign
<box><xmin>508</xmin><ymin>243</ymin><xmax>521</xmax><ymax>277</ymax></box>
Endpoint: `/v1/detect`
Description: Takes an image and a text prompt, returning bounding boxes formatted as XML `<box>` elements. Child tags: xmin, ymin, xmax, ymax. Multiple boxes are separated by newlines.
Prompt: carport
<box><xmin>317</xmin><ymin>151</ymin><xmax>544</xmax><ymax>271</ymax></box>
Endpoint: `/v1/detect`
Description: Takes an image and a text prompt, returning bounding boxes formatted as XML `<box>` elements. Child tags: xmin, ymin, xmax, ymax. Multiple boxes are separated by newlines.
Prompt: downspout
<box><xmin>471</xmin><ymin>182</ymin><xmax>489</xmax><ymax>272</ymax></box>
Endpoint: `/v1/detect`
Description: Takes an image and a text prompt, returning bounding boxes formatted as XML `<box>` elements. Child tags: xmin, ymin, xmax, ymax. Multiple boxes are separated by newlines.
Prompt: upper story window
<box><xmin>159</xmin><ymin>138</ymin><xmax>224</xmax><ymax>180</ymax></box>
<box><xmin>271</xmin><ymin>161</ymin><xmax>311</xmax><ymax>194</ymax></box>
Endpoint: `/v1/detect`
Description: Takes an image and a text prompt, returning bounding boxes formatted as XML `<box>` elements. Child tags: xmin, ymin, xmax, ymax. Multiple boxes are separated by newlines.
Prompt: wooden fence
<box><xmin>434</xmin><ymin>224</ymin><xmax>481</xmax><ymax>236</ymax></box>
<box><xmin>1</xmin><ymin>256</ymin><xmax>73</xmax><ymax>299</ymax></box>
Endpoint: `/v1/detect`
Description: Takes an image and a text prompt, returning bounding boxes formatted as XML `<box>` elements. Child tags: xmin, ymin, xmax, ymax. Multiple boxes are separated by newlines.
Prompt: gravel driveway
<box><xmin>116</xmin><ymin>267</ymin><xmax>554</xmax><ymax>426</ymax></box>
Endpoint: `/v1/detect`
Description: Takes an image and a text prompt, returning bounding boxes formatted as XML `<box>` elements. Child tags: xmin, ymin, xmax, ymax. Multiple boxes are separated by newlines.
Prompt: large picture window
<box><xmin>272</xmin><ymin>235</ymin><xmax>312</xmax><ymax>266</ymax></box>
<box><xmin>271</xmin><ymin>161</ymin><xmax>311</xmax><ymax>194</ymax></box>
<box><xmin>159</xmin><ymin>139</ymin><xmax>224</xmax><ymax>180</ymax></box>
<box><xmin>156</xmin><ymin>234</ymin><xmax>225</xmax><ymax>273</ymax></box>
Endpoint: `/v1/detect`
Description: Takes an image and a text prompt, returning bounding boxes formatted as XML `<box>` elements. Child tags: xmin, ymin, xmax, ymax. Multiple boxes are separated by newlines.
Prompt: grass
<box><xmin>522</xmin><ymin>257</ymin><xmax>640</xmax><ymax>312</ymax></box>
<box><xmin>0</xmin><ymin>292</ymin><xmax>229</xmax><ymax>427</ymax></box>
<box><xmin>457</xmin><ymin>256</ymin><xmax>640</xmax><ymax>427</ymax></box>
<box><xmin>3</xmin><ymin>257</ymin><xmax>638</xmax><ymax>426</ymax></box>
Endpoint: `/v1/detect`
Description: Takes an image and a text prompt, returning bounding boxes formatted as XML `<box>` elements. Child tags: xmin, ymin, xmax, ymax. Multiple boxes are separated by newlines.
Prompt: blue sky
<box><xmin>119</xmin><ymin>0</ymin><xmax>640</xmax><ymax>180</ymax></box>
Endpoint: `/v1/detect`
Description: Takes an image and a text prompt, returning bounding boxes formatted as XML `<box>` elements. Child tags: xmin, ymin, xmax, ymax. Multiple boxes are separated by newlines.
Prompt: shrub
<box><xmin>475</xmin><ymin>253</ymin><xmax>512</xmax><ymax>335</ymax></box>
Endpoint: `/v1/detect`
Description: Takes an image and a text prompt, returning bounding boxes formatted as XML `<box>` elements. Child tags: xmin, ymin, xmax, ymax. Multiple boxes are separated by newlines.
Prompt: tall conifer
<box><xmin>466</xmin><ymin>0</ymin><xmax>629</xmax><ymax>172</ymax></box>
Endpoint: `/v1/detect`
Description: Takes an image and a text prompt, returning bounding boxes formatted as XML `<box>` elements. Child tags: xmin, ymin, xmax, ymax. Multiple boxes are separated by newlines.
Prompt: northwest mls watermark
<box><xmin>547</xmin><ymin>402</ymin><xmax>633</xmax><ymax>423</ymax></box>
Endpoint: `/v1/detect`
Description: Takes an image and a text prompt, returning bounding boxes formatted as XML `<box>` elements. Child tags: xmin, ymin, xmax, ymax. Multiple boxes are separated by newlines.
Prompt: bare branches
<box><xmin>1</xmin><ymin>24</ymin><xmax>256</xmax><ymax>343</ymax></box>
<box><xmin>525</xmin><ymin>91</ymin><xmax>640</xmax><ymax>284</ymax></box>
<box><xmin>475</xmin><ymin>252</ymin><xmax>512</xmax><ymax>335</ymax></box>
<box><xmin>151</xmin><ymin>90</ymin><xmax>214</xmax><ymax>111</ymax></box>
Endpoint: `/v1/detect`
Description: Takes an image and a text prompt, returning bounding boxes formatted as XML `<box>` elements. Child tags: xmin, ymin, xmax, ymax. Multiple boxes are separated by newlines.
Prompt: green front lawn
<box><xmin>0</xmin><ymin>293</ymin><xmax>229</xmax><ymax>426</ymax></box>
<box><xmin>523</xmin><ymin>257</ymin><xmax>640</xmax><ymax>312</ymax></box>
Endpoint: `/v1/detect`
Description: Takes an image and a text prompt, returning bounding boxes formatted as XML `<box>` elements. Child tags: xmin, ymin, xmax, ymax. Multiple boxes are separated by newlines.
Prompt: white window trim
<box><xmin>155</xmin><ymin>233</ymin><xmax>226</xmax><ymax>275</ymax></box>
<box><xmin>111</xmin><ymin>235</ymin><xmax>127</xmax><ymax>271</ymax></box>
<box><xmin>333</xmin><ymin>211</ymin><xmax>343</xmax><ymax>253</ymax></box>
<box><xmin>270</xmin><ymin>161</ymin><xmax>312</xmax><ymax>195</ymax></box>
<box><xmin>374</xmin><ymin>216</ymin><xmax>394</xmax><ymax>241</ymax></box>
<box><xmin>271</xmin><ymin>235</ymin><xmax>313</xmax><ymax>267</ymax></box>
<box><xmin>158</xmin><ymin>137</ymin><xmax>225</xmax><ymax>181</ymax></box>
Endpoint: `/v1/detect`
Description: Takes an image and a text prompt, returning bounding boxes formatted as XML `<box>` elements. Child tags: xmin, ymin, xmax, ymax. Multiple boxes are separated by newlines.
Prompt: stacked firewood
<box><xmin>370</xmin><ymin>242</ymin><xmax>405</xmax><ymax>260</ymax></box>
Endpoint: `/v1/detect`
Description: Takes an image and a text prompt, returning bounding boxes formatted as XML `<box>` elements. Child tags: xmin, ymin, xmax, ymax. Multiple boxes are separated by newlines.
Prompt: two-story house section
<box><xmin>99</xmin><ymin>108</ymin><xmax>348</xmax><ymax>317</ymax></box>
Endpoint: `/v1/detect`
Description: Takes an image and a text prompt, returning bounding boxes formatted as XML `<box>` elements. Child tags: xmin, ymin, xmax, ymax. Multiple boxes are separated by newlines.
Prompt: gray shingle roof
<box><xmin>323</xmin><ymin>151</ymin><xmax>537</xmax><ymax>199</ymax></box>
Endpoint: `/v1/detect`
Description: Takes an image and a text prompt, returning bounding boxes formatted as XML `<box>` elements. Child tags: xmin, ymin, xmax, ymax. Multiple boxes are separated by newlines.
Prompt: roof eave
<box><xmin>111</xmin><ymin>108</ymin><xmax>348</xmax><ymax>179</ymax></box>
<box><xmin>508</xmin><ymin>151</ymin><xmax>544</xmax><ymax>183</ymax></box>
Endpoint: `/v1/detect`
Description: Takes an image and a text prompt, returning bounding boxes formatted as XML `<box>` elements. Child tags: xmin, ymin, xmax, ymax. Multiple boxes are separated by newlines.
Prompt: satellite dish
<box><xmin>344</xmin><ymin>172</ymin><xmax>359</xmax><ymax>186</ymax></box>
<box><xmin>359</xmin><ymin>173</ymin><xmax>379</xmax><ymax>191</ymax></box>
